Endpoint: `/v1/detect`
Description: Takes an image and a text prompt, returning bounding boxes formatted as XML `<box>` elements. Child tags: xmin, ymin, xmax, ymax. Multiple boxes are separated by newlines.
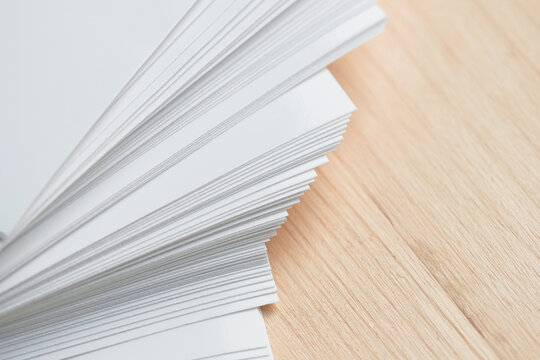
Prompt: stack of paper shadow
<box><xmin>0</xmin><ymin>0</ymin><xmax>385</xmax><ymax>359</ymax></box>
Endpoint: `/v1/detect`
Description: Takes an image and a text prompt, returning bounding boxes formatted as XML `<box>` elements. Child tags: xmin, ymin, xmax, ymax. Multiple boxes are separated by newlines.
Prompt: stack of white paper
<box><xmin>0</xmin><ymin>1</ymin><xmax>385</xmax><ymax>359</ymax></box>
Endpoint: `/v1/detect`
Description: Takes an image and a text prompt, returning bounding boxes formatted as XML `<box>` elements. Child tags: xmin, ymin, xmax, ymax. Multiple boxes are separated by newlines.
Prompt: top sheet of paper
<box><xmin>0</xmin><ymin>0</ymin><xmax>193</xmax><ymax>235</ymax></box>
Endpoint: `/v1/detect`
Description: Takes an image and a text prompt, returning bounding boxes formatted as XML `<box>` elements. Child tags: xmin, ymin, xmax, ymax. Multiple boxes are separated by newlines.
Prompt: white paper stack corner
<box><xmin>0</xmin><ymin>1</ymin><xmax>385</xmax><ymax>359</ymax></box>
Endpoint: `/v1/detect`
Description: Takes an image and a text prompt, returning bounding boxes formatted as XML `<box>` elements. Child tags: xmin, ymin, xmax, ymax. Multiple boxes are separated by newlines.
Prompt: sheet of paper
<box><xmin>73</xmin><ymin>308</ymin><xmax>272</xmax><ymax>360</ymax></box>
<box><xmin>0</xmin><ymin>0</ymin><xmax>195</xmax><ymax>234</ymax></box>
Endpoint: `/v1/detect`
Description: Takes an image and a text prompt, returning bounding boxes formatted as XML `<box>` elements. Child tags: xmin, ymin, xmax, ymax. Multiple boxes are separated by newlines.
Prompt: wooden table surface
<box><xmin>262</xmin><ymin>0</ymin><xmax>540</xmax><ymax>358</ymax></box>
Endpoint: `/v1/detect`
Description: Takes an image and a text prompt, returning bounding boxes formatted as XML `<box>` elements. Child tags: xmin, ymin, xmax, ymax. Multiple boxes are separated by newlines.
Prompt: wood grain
<box><xmin>262</xmin><ymin>0</ymin><xmax>540</xmax><ymax>358</ymax></box>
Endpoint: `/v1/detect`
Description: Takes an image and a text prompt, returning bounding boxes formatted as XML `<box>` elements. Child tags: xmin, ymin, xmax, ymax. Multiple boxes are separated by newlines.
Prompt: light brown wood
<box><xmin>262</xmin><ymin>0</ymin><xmax>540</xmax><ymax>358</ymax></box>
